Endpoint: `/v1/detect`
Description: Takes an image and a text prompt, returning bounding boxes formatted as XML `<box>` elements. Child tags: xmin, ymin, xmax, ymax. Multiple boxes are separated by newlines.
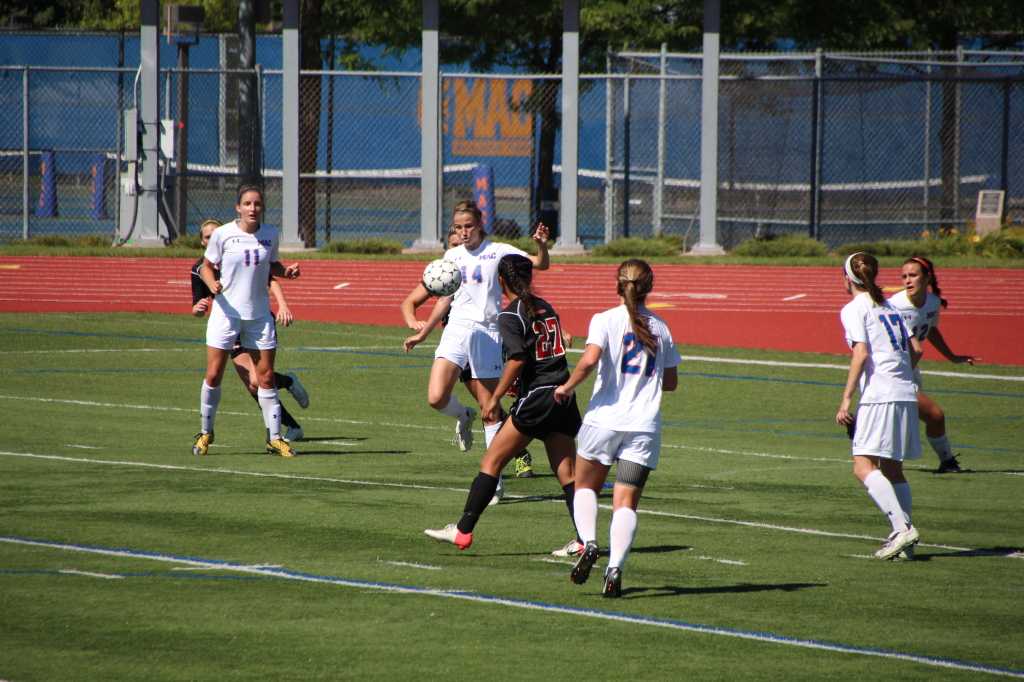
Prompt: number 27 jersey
<box><xmin>582</xmin><ymin>305</ymin><xmax>682</xmax><ymax>433</ymax></box>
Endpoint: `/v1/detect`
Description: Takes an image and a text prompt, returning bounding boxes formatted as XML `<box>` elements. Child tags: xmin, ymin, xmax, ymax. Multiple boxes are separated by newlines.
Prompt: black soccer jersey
<box><xmin>190</xmin><ymin>257</ymin><xmax>214</xmax><ymax>305</ymax></box>
<box><xmin>498</xmin><ymin>295</ymin><xmax>569</xmax><ymax>398</ymax></box>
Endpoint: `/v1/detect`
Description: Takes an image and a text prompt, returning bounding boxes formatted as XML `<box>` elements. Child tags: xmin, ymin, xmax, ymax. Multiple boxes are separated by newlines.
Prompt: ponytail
<box><xmin>498</xmin><ymin>254</ymin><xmax>536</xmax><ymax>319</ymax></box>
<box><xmin>617</xmin><ymin>259</ymin><xmax>657</xmax><ymax>355</ymax></box>
<box><xmin>905</xmin><ymin>255</ymin><xmax>949</xmax><ymax>308</ymax></box>
<box><xmin>846</xmin><ymin>252</ymin><xmax>885</xmax><ymax>305</ymax></box>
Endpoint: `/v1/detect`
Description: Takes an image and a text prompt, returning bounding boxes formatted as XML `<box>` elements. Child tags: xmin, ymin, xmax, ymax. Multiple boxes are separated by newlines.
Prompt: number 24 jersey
<box><xmin>582</xmin><ymin>305</ymin><xmax>681</xmax><ymax>433</ymax></box>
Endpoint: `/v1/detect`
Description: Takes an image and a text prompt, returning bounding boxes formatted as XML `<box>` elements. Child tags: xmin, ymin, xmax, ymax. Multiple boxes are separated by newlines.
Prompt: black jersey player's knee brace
<box><xmin>615</xmin><ymin>459</ymin><xmax>651</xmax><ymax>490</ymax></box>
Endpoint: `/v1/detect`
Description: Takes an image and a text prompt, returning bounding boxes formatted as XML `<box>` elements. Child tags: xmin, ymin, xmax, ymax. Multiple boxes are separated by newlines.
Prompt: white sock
<box><xmin>927</xmin><ymin>435</ymin><xmax>954</xmax><ymax>462</ymax></box>
<box><xmin>483</xmin><ymin>421</ymin><xmax>501</xmax><ymax>447</ymax></box>
<box><xmin>863</xmin><ymin>469</ymin><xmax>909</xmax><ymax>533</ymax></box>
<box><xmin>200</xmin><ymin>381</ymin><xmax>221</xmax><ymax>433</ymax></box>
<box><xmin>892</xmin><ymin>481</ymin><xmax>912</xmax><ymax>526</ymax></box>
<box><xmin>607</xmin><ymin>507</ymin><xmax>638</xmax><ymax>571</ymax></box>
<box><xmin>437</xmin><ymin>395</ymin><xmax>468</xmax><ymax>419</ymax></box>
<box><xmin>258</xmin><ymin>387</ymin><xmax>282</xmax><ymax>440</ymax></box>
<box><xmin>573</xmin><ymin>488</ymin><xmax>598</xmax><ymax>545</ymax></box>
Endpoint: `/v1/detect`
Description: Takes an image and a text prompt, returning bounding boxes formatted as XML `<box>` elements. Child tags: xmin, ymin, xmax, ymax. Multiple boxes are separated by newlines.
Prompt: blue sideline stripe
<box><xmin>2</xmin><ymin>535</ymin><xmax>1022</xmax><ymax>679</ymax></box>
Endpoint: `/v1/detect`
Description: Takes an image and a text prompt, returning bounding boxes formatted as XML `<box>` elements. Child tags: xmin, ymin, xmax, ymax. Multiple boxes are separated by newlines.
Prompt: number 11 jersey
<box><xmin>582</xmin><ymin>305</ymin><xmax>681</xmax><ymax>433</ymax></box>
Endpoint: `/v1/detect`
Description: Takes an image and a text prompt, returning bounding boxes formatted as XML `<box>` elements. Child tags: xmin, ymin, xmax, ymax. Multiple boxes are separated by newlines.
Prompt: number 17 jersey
<box><xmin>582</xmin><ymin>305</ymin><xmax>681</xmax><ymax>433</ymax></box>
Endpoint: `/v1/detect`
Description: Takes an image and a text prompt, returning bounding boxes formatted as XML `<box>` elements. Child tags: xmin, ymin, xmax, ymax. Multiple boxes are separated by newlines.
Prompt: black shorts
<box><xmin>459</xmin><ymin>365</ymin><xmax>472</xmax><ymax>384</ymax></box>
<box><xmin>509</xmin><ymin>387</ymin><xmax>582</xmax><ymax>441</ymax></box>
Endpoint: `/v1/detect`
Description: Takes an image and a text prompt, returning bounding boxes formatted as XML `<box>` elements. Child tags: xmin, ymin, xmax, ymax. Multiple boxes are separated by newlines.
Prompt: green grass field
<box><xmin>1</xmin><ymin>312</ymin><xmax>1021</xmax><ymax>680</ymax></box>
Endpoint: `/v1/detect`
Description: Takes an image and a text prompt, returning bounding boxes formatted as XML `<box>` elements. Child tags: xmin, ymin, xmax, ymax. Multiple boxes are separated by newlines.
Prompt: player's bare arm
<box><xmin>403</xmin><ymin>295</ymin><xmax>453</xmax><ymax>352</ymax></box>
<box><xmin>400</xmin><ymin>283</ymin><xmax>432</xmax><ymax>331</ymax></box>
<box><xmin>530</xmin><ymin>222</ymin><xmax>551</xmax><ymax>270</ymax></box>
<box><xmin>483</xmin><ymin>356</ymin><xmax>525</xmax><ymax>421</ymax></box>
<box><xmin>836</xmin><ymin>342</ymin><xmax>868</xmax><ymax>425</ymax></box>
<box><xmin>554</xmin><ymin>343</ymin><xmax>601</xmax><ymax>403</ymax></box>
<box><xmin>201</xmin><ymin>259</ymin><xmax>222</xmax><ymax>295</ymax></box>
<box><xmin>271</xmin><ymin>261</ymin><xmax>301</xmax><ymax>280</ymax></box>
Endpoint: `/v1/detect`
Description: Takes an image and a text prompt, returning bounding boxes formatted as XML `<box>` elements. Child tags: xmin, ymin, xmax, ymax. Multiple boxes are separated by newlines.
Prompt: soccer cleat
<box><xmin>935</xmin><ymin>455</ymin><xmax>963</xmax><ymax>474</ymax></box>
<box><xmin>602</xmin><ymin>567</ymin><xmax>623</xmax><ymax>598</ymax></box>
<box><xmin>552</xmin><ymin>539</ymin><xmax>584</xmax><ymax>558</ymax></box>
<box><xmin>266</xmin><ymin>438</ymin><xmax>297</xmax><ymax>458</ymax></box>
<box><xmin>424</xmin><ymin>523</ymin><xmax>473</xmax><ymax>550</ymax></box>
<box><xmin>453</xmin><ymin>408</ymin><xmax>476</xmax><ymax>452</ymax></box>
<box><xmin>874</xmin><ymin>525</ymin><xmax>920</xmax><ymax>560</ymax></box>
<box><xmin>192</xmin><ymin>431</ymin><xmax>213</xmax><ymax>456</ymax></box>
<box><xmin>570</xmin><ymin>541</ymin><xmax>599</xmax><ymax>585</ymax></box>
<box><xmin>488</xmin><ymin>475</ymin><xmax>504</xmax><ymax>506</ymax></box>
<box><xmin>896</xmin><ymin>544</ymin><xmax>916</xmax><ymax>561</ymax></box>
<box><xmin>284</xmin><ymin>425</ymin><xmax>304</xmax><ymax>442</ymax></box>
<box><xmin>285</xmin><ymin>372</ymin><xmax>310</xmax><ymax>408</ymax></box>
<box><xmin>513</xmin><ymin>450</ymin><xmax>535</xmax><ymax>478</ymax></box>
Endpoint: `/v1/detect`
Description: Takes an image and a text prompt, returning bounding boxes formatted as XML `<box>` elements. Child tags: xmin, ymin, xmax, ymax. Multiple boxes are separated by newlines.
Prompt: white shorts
<box><xmin>851</xmin><ymin>401</ymin><xmax>921</xmax><ymax>461</ymax></box>
<box><xmin>206</xmin><ymin>306</ymin><xmax>277</xmax><ymax>351</ymax></box>
<box><xmin>576</xmin><ymin>423</ymin><xmax>661</xmax><ymax>470</ymax></box>
<box><xmin>434</xmin><ymin>320</ymin><xmax>503</xmax><ymax>380</ymax></box>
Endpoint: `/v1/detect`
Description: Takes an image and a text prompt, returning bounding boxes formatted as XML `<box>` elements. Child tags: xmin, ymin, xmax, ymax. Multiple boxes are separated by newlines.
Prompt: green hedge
<box><xmin>319</xmin><ymin>238</ymin><xmax>403</xmax><ymax>255</ymax></box>
<box><xmin>731</xmin><ymin>234</ymin><xmax>828</xmax><ymax>257</ymax></box>
<box><xmin>591</xmin><ymin>235</ymin><xmax>684</xmax><ymax>257</ymax></box>
<box><xmin>838</xmin><ymin>229</ymin><xmax>1024</xmax><ymax>259</ymax></box>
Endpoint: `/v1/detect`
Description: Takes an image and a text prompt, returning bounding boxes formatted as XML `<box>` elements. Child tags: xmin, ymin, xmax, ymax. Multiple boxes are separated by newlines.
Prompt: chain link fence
<box><xmin>605</xmin><ymin>50</ymin><xmax>1024</xmax><ymax>249</ymax></box>
<box><xmin>1</xmin><ymin>35</ymin><xmax>1022</xmax><ymax>250</ymax></box>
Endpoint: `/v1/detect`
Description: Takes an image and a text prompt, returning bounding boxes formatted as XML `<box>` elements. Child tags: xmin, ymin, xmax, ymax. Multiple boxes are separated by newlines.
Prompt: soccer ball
<box><xmin>422</xmin><ymin>258</ymin><xmax>462</xmax><ymax>297</ymax></box>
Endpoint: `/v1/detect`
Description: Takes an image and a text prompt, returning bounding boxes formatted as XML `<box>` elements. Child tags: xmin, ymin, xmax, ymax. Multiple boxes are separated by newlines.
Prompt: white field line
<box><xmin>3</xmin><ymin>536</ymin><xmax>1022</xmax><ymax>679</ymax></box>
<box><xmin>172</xmin><ymin>564</ymin><xmax>282</xmax><ymax>571</ymax></box>
<box><xmin>58</xmin><ymin>568</ymin><xmax>124</xmax><ymax>580</ymax></box>
<box><xmin>1</xmin><ymin>393</ymin><xmax>1018</xmax><ymax>473</ymax></box>
<box><xmin>782</xmin><ymin>294</ymin><xmax>807</xmax><ymax>301</ymax></box>
<box><xmin>64</xmin><ymin>444</ymin><xmax>100</xmax><ymax>450</ymax></box>
<box><xmin>378</xmin><ymin>559</ymin><xmax>443</xmax><ymax>571</ymax></box>
<box><xmin>0</xmin><ymin>449</ymin><xmax>990</xmax><ymax>556</ymax></box>
<box><xmin>695</xmin><ymin>556</ymin><xmax>747</xmax><ymax>566</ymax></box>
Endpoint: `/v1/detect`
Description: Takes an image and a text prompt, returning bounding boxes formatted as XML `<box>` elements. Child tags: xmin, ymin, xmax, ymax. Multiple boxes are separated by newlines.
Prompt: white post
<box><xmin>280</xmin><ymin>0</ymin><xmax>301</xmax><ymax>248</ymax></box>
<box><xmin>654</xmin><ymin>42</ymin><xmax>667</xmax><ymax>237</ymax></box>
<box><xmin>134</xmin><ymin>0</ymin><xmax>163</xmax><ymax>245</ymax></box>
<box><xmin>691</xmin><ymin>0</ymin><xmax>725</xmax><ymax>255</ymax></box>
<box><xmin>412</xmin><ymin>0</ymin><xmax>442</xmax><ymax>250</ymax></box>
<box><xmin>604</xmin><ymin>52</ymin><xmax>614</xmax><ymax>245</ymax></box>
<box><xmin>555</xmin><ymin>0</ymin><xmax>583</xmax><ymax>253</ymax></box>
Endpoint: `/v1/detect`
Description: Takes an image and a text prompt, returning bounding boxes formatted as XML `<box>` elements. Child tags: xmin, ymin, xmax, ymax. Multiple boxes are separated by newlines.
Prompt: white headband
<box><xmin>844</xmin><ymin>253</ymin><xmax>864</xmax><ymax>285</ymax></box>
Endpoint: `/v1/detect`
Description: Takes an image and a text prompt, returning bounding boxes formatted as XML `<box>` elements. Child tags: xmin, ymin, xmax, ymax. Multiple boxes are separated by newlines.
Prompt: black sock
<box><xmin>456</xmin><ymin>473</ymin><xmax>499</xmax><ymax>534</ymax></box>
<box><xmin>280</xmin><ymin>405</ymin><xmax>299</xmax><ymax>429</ymax></box>
<box><xmin>275</xmin><ymin>372</ymin><xmax>293</xmax><ymax>389</ymax></box>
<box><xmin>562</xmin><ymin>481</ymin><xmax>581</xmax><ymax>542</ymax></box>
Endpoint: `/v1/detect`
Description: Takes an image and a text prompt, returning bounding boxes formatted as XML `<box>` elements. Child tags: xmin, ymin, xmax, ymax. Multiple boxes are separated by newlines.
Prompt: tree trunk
<box><xmin>298</xmin><ymin>0</ymin><xmax>323</xmax><ymax>247</ymax></box>
<box><xmin>237</xmin><ymin>0</ymin><xmax>261</xmax><ymax>184</ymax></box>
<box><xmin>938</xmin><ymin>31</ymin><xmax>959</xmax><ymax>229</ymax></box>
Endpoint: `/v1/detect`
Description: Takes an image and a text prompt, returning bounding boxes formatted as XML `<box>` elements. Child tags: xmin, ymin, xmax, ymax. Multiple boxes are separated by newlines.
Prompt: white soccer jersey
<box><xmin>203</xmin><ymin>220</ymin><xmax>279</xmax><ymax>320</ymax></box>
<box><xmin>840</xmin><ymin>292</ymin><xmax>917</xmax><ymax>404</ymax></box>
<box><xmin>444</xmin><ymin>239</ymin><xmax>527</xmax><ymax>327</ymax></box>
<box><xmin>889</xmin><ymin>289</ymin><xmax>941</xmax><ymax>343</ymax></box>
<box><xmin>581</xmin><ymin>305</ymin><xmax>682</xmax><ymax>432</ymax></box>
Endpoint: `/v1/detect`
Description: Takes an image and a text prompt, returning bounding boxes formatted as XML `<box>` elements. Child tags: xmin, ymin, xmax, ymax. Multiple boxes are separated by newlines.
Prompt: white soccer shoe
<box><xmin>424</xmin><ymin>523</ymin><xmax>473</xmax><ymax>550</ymax></box>
<box><xmin>551</xmin><ymin>539</ymin><xmax>584</xmax><ymax>558</ymax></box>
<box><xmin>488</xmin><ymin>475</ymin><xmax>504</xmax><ymax>506</ymax></box>
<box><xmin>453</xmin><ymin>408</ymin><xmax>476</xmax><ymax>452</ymax></box>
<box><xmin>875</xmin><ymin>525</ymin><xmax>920</xmax><ymax>560</ymax></box>
<box><xmin>285</xmin><ymin>372</ymin><xmax>310</xmax><ymax>409</ymax></box>
<box><xmin>284</xmin><ymin>425</ymin><xmax>304</xmax><ymax>442</ymax></box>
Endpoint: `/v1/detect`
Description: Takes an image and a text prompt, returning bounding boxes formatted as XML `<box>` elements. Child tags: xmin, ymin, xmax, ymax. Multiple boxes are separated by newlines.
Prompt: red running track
<box><xmin>1</xmin><ymin>256</ymin><xmax>1021</xmax><ymax>365</ymax></box>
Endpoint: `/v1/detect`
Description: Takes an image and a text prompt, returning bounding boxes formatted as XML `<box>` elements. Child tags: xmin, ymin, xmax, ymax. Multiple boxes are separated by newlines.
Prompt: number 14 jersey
<box><xmin>582</xmin><ymin>305</ymin><xmax>681</xmax><ymax>433</ymax></box>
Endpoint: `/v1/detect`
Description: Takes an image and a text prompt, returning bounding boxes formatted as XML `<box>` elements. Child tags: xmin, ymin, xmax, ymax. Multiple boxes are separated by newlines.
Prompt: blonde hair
<box><xmin>199</xmin><ymin>219</ymin><xmax>220</xmax><ymax>239</ymax></box>
<box><xmin>452</xmin><ymin>199</ymin><xmax>483</xmax><ymax>233</ymax></box>
<box><xmin>617</xmin><ymin>259</ymin><xmax>657</xmax><ymax>355</ymax></box>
